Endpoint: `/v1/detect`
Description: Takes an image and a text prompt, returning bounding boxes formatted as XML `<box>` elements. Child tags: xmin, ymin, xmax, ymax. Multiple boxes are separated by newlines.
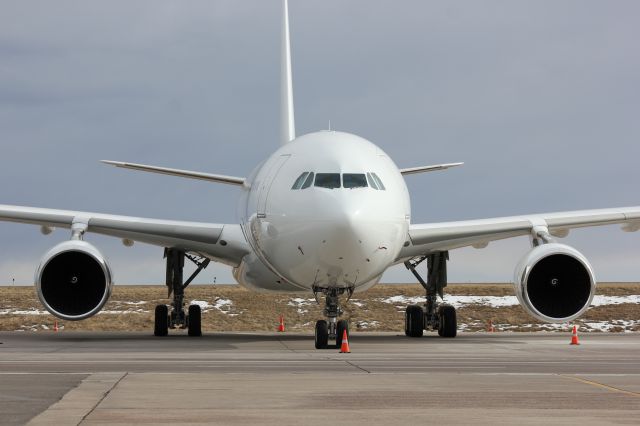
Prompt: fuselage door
<box><xmin>257</xmin><ymin>154</ymin><xmax>291</xmax><ymax>216</ymax></box>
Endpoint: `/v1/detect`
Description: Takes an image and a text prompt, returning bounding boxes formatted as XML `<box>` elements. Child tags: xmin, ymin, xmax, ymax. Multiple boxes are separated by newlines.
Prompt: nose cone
<box><xmin>259</xmin><ymin>195</ymin><xmax>407</xmax><ymax>288</ymax></box>
<box><xmin>317</xmin><ymin>208</ymin><xmax>384</xmax><ymax>273</ymax></box>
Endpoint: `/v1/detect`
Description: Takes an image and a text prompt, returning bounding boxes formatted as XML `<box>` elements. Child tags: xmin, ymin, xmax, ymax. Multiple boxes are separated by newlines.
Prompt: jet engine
<box><xmin>35</xmin><ymin>240</ymin><xmax>113</xmax><ymax>320</ymax></box>
<box><xmin>513</xmin><ymin>243</ymin><xmax>595</xmax><ymax>322</ymax></box>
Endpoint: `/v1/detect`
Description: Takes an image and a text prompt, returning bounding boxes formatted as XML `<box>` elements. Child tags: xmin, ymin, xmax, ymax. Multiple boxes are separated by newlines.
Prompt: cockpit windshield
<box><xmin>291</xmin><ymin>172</ymin><xmax>385</xmax><ymax>190</ymax></box>
<box><xmin>343</xmin><ymin>174</ymin><xmax>367</xmax><ymax>188</ymax></box>
<box><xmin>314</xmin><ymin>173</ymin><xmax>341</xmax><ymax>189</ymax></box>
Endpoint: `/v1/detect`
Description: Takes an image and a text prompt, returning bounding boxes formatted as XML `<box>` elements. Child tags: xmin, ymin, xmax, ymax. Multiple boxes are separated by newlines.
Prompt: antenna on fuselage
<box><xmin>281</xmin><ymin>0</ymin><xmax>296</xmax><ymax>145</ymax></box>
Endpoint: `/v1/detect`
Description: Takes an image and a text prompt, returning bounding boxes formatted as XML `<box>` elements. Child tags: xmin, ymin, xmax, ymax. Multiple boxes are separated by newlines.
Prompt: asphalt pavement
<box><xmin>0</xmin><ymin>331</ymin><xmax>638</xmax><ymax>425</ymax></box>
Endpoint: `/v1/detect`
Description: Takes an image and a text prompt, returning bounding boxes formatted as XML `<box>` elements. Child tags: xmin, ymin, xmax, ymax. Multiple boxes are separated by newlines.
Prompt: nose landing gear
<box><xmin>312</xmin><ymin>286</ymin><xmax>353</xmax><ymax>349</ymax></box>
<box><xmin>404</xmin><ymin>251</ymin><xmax>457</xmax><ymax>338</ymax></box>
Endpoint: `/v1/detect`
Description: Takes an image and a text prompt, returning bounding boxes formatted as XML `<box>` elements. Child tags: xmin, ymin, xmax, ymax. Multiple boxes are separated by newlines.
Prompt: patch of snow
<box><xmin>188</xmin><ymin>299</ymin><xmax>238</xmax><ymax>314</ymax></box>
<box><xmin>590</xmin><ymin>295</ymin><xmax>640</xmax><ymax>306</ymax></box>
<box><xmin>378</xmin><ymin>295</ymin><xmax>520</xmax><ymax>308</ymax></box>
<box><xmin>356</xmin><ymin>320</ymin><xmax>380</xmax><ymax>329</ymax></box>
<box><xmin>288</xmin><ymin>297</ymin><xmax>315</xmax><ymax>314</ymax></box>
<box><xmin>213</xmin><ymin>298</ymin><xmax>233</xmax><ymax>311</ymax></box>
<box><xmin>0</xmin><ymin>309</ymin><xmax>49</xmax><ymax>315</ymax></box>
<box><xmin>190</xmin><ymin>300</ymin><xmax>213</xmax><ymax>310</ymax></box>
<box><xmin>288</xmin><ymin>298</ymin><xmax>315</xmax><ymax>306</ymax></box>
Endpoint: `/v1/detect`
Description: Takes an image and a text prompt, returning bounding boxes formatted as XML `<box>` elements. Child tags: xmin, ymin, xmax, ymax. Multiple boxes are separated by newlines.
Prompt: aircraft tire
<box><xmin>406</xmin><ymin>305</ymin><xmax>424</xmax><ymax>337</ymax></box>
<box><xmin>188</xmin><ymin>304</ymin><xmax>202</xmax><ymax>337</ymax></box>
<box><xmin>154</xmin><ymin>304</ymin><xmax>169</xmax><ymax>337</ymax></box>
<box><xmin>439</xmin><ymin>305</ymin><xmax>457</xmax><ymax>338</ymax></box>
<box><xmin>315</xmin><ymin>320</ymin><xmax>328</xmax><ymax>349</ymax></box>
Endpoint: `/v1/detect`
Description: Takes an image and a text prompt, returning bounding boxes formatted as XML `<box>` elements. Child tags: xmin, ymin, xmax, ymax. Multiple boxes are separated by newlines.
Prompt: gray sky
<box><xmin>1</xmin><ymin>0</ymin><xmax>639</xmax><ymax>286</ymax></box>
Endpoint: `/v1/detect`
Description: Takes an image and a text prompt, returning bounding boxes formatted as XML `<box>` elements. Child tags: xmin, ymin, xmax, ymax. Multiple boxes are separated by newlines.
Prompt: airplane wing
<box><xmin>100</xmin><ymin>161</ymin><xmax>246</xmax><ymax>186</ymax></box>
<box><xmin>398</xmin><ymin>206</ymin><xmax>640</xmax><ymax>260</ymax></box>
<box><xmin>399</xmin><ymin>162</ymin><xmax>464</xmax><ymax>175</ymax></box>
<box><xmin>0</xmin><ymin>204</ymin><xmax>250</xmax><ymax>266</ymax></box>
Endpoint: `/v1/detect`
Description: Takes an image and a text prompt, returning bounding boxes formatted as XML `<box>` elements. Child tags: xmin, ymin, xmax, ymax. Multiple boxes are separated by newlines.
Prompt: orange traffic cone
<box><xmin>339</xmin><ymin>330</ymin><xmax>351</xmax><ymax>353</ymax></box>
<box><xmin>53</xmin><ymin>320</ymin><xmax>59</xmax><ymax>332</ymax></box>
<box><xmin>570</xmin><ymin>325</ymin><xmax>580</xmax><ymax>345</ymax></box>
<box><xmin>278</xmin><ymin>315</ymin><xmax>285</xmax><ymax>332</ymax></box>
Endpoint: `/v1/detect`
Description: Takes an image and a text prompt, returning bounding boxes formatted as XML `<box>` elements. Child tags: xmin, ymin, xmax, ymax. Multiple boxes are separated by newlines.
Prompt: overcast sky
<box><xmin>0</xmin><ymin>1</ymin><xmax>639</xmax><ymax>287</ymax></box>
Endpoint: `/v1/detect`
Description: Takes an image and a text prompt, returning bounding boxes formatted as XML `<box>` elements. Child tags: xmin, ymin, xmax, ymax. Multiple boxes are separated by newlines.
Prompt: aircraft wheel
<box><xmin>336</xmin><ymin>319</ymin><xmax>349</xmax><ymax>348</ymax></box>
<box><xmin>188</xmin><ymin>304</ymin><xmax>202</xmax><ymax>337</ymax></box>
<box><xmin>315</xmin><ymin>320</ymin><xmax>329</xmax><ymax>349</ymax></box>
<box><xmin>154</xmin><ymin>304</ymin><xmax>169</xmax><ymax>337</ymax></box>
<box><xmin>439</xmin><ymin>305</ymin><xmax>457</xmax><ymax>338</ymax></box>
<box><xmin>406</xmin><ymin>305</ymin><xmax>424</xmax><ymax>337</ymax></box>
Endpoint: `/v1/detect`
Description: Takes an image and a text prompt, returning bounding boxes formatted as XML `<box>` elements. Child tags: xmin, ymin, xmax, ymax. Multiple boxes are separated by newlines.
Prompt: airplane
<box><xmin>1</xmin><ymin>1</ymin><xmax>639</xmax><ymax>349</ymax></box>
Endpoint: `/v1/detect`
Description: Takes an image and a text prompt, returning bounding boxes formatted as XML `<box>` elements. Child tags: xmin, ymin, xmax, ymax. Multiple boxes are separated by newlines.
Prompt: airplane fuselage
<box><xmin>234</xmin><ymin>131</ymin><xmax>411</xmax><ymax>293</ymax></box>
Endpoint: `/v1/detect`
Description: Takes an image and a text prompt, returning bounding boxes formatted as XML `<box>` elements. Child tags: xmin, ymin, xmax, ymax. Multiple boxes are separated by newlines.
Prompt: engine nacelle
<box><xmin>35</xmin><ymin>240</ymin><xmax>113</xmax><ymax>320</ymax></box>
<box><xmin>513</xmin><ymin>243</ymin><xmax>595</xmax><ymax>323</ymax></box>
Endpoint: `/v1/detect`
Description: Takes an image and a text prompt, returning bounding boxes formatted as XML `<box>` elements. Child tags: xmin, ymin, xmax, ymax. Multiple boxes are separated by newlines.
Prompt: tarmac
<box><xmin>0</xmin><ymin>331</ymin><xmax>639</xmax><ymax>425</ymax></box>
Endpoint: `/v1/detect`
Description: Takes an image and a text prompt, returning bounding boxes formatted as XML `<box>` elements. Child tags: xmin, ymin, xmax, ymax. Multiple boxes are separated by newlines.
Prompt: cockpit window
<box><xmin>301</xmin><ymin>172</ymin><xmax>314</xmax><ymax>189</ymax></box>
<box><xmin>314</xmin><ymin>173</ymin><xmax>341</xmax><ymax>189</ymax></box>
<box><xmin>291</xmin><ymin>172</ymin><xmax>309</xmax><ymax>190</ymax></box>
<box><xmin>366</xmin><ymin>173</ymin><xmax>378</xmax><ymax>190</ymax></box>
<box><xmin>343</xmin><ymin>173</ymin><xmax>368</xmax><ymax>189</ymax></box>
<box><xmin>371</xmin><ymin>173</ymin><xmax>386</xmax><ymax>190</ymax></box>
<box><xmin>293</xmin><ymin>171</ymin><xmax>383</xmax><ymax>191</ymax></box>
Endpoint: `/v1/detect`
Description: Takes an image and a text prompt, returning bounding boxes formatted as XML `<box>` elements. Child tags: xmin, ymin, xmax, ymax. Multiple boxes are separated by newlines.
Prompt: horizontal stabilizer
<box><xmin>101</xmin><ymin>161</ymin><xmax>245</xmax><ymax>186</ymax></box>
<box><xmin>400</xmin><ymin>162</ymin><xmax>464</xmax><ymax>175</ymax></box>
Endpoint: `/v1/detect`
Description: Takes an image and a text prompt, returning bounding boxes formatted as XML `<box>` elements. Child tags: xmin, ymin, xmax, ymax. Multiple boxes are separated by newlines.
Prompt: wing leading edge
<box><xmin>101</xmin><ymin>161</ymin><xmax>246</xmax><ymax>186</ymax></box>
<box><xmin>0</xmin><ymin>204</ymin><xmax>249</xmax><ymax>266</ymax></box>
<box><xmin>399</xmin><ymin>206</ymin><xmax>640</xmax><ymax>260</ymax></box>
<box><xmin>400</xmin><ymin>162</ymin><xmax>464</xmax><ymax>175</ymax></box>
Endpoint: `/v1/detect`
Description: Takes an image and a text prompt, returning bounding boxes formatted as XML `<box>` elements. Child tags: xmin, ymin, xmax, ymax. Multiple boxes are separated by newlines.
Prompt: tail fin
<box><xmin>281</xmin><ymin>0</ymin><xmax>295</xmax><ymax>145</ymax></box>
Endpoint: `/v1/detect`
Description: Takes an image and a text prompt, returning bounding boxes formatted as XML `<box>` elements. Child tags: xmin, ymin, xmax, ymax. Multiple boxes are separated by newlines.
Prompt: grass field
<box><xmin>1</xmin><ymin>283</ymin><xmax>639</xmax><ymax>333</ymax></box>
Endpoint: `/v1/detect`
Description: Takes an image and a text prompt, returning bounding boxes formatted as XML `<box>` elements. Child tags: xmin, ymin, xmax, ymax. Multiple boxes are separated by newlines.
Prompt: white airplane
<box><xmin>1</xmin><ymin>1</ymin><xmax>639</xmax><ymax>349</ymax></box>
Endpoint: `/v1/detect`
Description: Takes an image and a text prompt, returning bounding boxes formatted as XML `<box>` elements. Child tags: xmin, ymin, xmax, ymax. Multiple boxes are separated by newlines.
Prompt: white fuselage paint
<box><xmin>233</xmin><ymin>131</ymin><xmax>410</xmax><ymax>293</ymax></box>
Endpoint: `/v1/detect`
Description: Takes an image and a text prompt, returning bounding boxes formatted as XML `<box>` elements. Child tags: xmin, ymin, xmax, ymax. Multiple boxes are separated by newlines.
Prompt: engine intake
<box><xmin>36</xmin><ymin>241</ymin><xmax>113</xmax><ymax>320</ymax></box>
<box><xmin>514</xmin><ymin>243</ymin><xmax>595</xmax><ymax>322</ymax></box>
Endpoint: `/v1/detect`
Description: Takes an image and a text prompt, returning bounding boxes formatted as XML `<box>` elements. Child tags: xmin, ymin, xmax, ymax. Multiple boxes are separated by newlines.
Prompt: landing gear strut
<box><xmin>404</xmin><ymin>251</ymin><xmax>457</xmax><ymax>338</ymax></box>
<box><xmin>154</xmin><ymin>248</ymin><xmax>210</xmax><ymax>337</ymax></box>
<box><xmin>312</xmin><ymin>286</ymin><xmax>353</xmax><ymax>349</ymax></box>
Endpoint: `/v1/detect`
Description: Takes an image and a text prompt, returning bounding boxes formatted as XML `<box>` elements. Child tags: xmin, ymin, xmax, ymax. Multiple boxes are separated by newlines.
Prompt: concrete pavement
<box><xmin>0</xmin><ymin>332</ymin><xmax>638</xmax><ymax>424</ymax></box>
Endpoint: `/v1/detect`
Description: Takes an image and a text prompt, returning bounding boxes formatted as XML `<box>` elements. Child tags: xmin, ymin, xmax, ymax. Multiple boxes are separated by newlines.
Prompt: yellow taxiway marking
<box><xmin>560</xmin><ymin>374</ymin><xmax>640</xmax><ymax>398</ymax></box>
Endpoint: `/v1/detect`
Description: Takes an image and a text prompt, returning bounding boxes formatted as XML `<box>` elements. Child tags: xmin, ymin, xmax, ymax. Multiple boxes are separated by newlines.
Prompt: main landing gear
<box><xmin>154</xmin><ymin>248</ymin><xmax>210</xmax><ymax>337</ymax></box>
<box><xmin>312</xmin><ymin>286</ymin><xmax>353</xmax><ymax>349</ymax></box>
<box><xmin>404</xmin><ymin>251</ymin><xmax>457</xmax><ymax>338</ymax></box>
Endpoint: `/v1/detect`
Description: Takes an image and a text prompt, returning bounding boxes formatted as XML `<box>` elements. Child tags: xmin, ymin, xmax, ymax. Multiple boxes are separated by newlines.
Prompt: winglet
<box><xmin>400</xmin><ymin>162</ymin><xmax>464</xmax><ymax>175</ymax></box>
<box><xmin>281</xmin><ymin>0</ymin><xmax>296</xmax><ymax>145</ymax></box>
<box><xmin>101</xmin><ymin>160</ymin><xmax>245</xmax><ymax>186</ymax></box>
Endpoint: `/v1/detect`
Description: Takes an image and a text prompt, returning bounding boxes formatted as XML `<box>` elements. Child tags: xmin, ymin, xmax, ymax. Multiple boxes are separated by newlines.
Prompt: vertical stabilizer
<box><xmin>281</xmin><ymin>0</ymin><xmax>296</xmax><ymax>145</ymax></box>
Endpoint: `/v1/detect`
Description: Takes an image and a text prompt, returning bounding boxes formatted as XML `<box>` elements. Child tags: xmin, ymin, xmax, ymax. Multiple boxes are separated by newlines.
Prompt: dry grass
<box><xmin>1</xmin><ymin>283</ymin><xmax>639</xmax><ymax>333</ymax></box>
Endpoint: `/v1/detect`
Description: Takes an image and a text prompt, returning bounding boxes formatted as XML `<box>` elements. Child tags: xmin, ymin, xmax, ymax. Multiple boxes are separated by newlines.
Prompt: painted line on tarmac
<box><xmin>560</xmin><ymin>374</ymin><xmax>640</xmax><ymax>398</ymax></box>
<box><xmin>0</xmin><ymin>372</ymin><xmax>89</xmax><ymax>375</ymax></box>
<box><xmin>0</xmin><ymin>360</ymin><xmax>343</xmax><ymax>364</ymax></box>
